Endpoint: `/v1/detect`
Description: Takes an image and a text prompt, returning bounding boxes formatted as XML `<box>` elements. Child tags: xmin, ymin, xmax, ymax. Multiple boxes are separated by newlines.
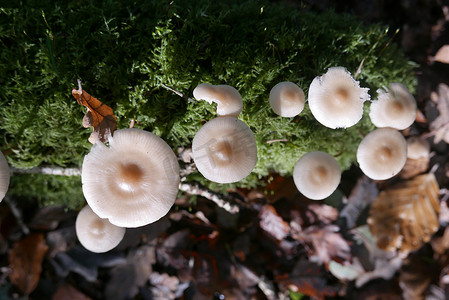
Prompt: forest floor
<box><xmin>2</xmin><ymin>0</ymin><xmax>449</xmax><ymax>299</ymax></box>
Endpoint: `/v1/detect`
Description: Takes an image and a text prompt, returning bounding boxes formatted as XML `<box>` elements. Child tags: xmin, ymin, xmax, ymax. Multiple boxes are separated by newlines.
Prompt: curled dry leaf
<box><xmin>429</xmin><ymin>84</ymin><xmax>449</xmax><ymax>144</ymax></box>
<box><xmin>9</xmin><ymin>233</ymin><xmax>49</xmax><ymax>295</ymax></box>
<box><xmin>368</xmin><ymin>173</ymin><xmax>440</xmax><ymax>253</ymax></box>
<box><xmin>72</xmin><ymin>80</ymin><xmax>117</xmax><ymax>144</ymax></box>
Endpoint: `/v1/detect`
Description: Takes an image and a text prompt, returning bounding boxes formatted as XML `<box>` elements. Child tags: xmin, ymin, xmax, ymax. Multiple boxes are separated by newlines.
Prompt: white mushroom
<box><xmin>76</xmin><ymin>205</ymin><xmax>125</xmax><ymax>253</ymax></box>
<box><xmin>269</xmin><ymin>81</ymin><xmax>305</xmax><ymax>117</ymax></box>
<box><xmin>369</xmin><ymin>83</ymin><xmax>417</xmax><ymax>130</ymax></box>
<box><xmin>308</xmin><ymin>67</ymin><xmax>370</xmax><ymax>129</ymax></box>
<box><xmin>357</xmin><ymin>128</ymin><xmax>407</xmax><ymax>180</ymax></box>
<box><xmin>82</xmin><ymin>128</ymin><xmax>180</xmax><ymax>228</ymax></box>
<box><xmin>193</xmin><ymin>83</ymin><xmax>243</xmax><ymax>117</ymax></box>
<box><xmin>406</xmin><ymin>136</ymin><xmax>430</xmax><ymax>160</ymax></box>
<box><xmin>293</xmin><ymin>151</ymin><xmax>341</xmax><ymax>200</ymax></box>
<box><xmin>0</xmin><ymin>151</ymin><xmax>9</xmax><ymax>202</ymax></box>
<box><xmin>192</xmin><ymin>117</ymin><xmax>257</xmax><ymax>183</ymax></box>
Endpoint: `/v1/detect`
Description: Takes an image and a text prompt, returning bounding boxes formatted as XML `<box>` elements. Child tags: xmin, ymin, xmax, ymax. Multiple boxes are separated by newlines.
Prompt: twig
<box><xmin>265</xmin><ymin>138</ymin><xmax>288</xmax><ymax>144</ymax></box>
<box><xmin>11</xmin><ymin>166</ymin><xmax>81</xmax><ymax>176</ymax></box>
<box><xmin>3</xmin><ymin>196</ymin><xmax>30</xmax><ymax>235</ymax></box>
<box><xmin>178</xmin><ymin>183</ymin><xmax>239</xmax><ymax>214</ymax></box>
<box><xmin>160</xmin><ymin>83</ymin><xmax>195</xmax><ymax>102</ymax></box>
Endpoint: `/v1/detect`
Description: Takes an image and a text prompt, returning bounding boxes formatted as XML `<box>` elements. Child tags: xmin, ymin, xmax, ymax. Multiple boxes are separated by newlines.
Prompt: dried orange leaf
<box><xmin>72</xmin><ymin>81</ymin><xmax>117</xmax><ymax>144</ymax></box>
<box><xmin>368</xmin><ymin>173</ymin><xmax>440</xmax><ymax>253</ymax></box>
<box><xmin>9</xmin><ymin>233</ymin><xmax>49</xmax><ymax>295</ymax></box>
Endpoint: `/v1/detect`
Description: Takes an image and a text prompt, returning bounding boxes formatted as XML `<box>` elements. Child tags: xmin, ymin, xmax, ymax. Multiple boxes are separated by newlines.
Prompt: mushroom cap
<box><xmin>308</xmin><ymin>67</ymin><xmax>370</xmax><ymax>129</ymax></box>
<box><xmin>82</xmin><ymin>128</ymin><xmax>180</xmax><ymax>228</ymax></box>
<box><xmin>406</xmin><ymin>136</ymin><xmax>430</xmax><ymax>160</ymax></box>
<box><xmin>76</xmin><ymin>205</ymin><xmax>125</xmax><ymax>253</ymax></box>
<box><xmin>0</xmin><ymin>151</ymin><xmax>9</xmax><ymax>202</ymax></box>
<box><xmin>193</xmin><ymin>83</ymin><xmax>243</xmax><ymax>117</ymax></box>
<box><xmin>269</xmin><ymin>81</ymin><xmax>305</xmax><ymax>117</ymax></box>
<box><xmin>192</xmin><ymin>117</ymin><xmax>257</xmax><ymax>183</ymax></box>
<box><xmin>369</xmin><ymin>83</ymin><xmax>417</xmax><ymax>130</ymax></box>
<box><xmin>357</xmin><ymin>128</ymin><xmax>407</xmax><ymax>180</ymax></box>
<box><xmin>293</xmin><ymin>151</ymin><xmax>341</xmax><ymax>200</ymax></box>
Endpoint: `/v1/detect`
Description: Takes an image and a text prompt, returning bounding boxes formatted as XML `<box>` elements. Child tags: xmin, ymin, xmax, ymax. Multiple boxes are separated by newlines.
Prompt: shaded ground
<box><xmin>2</xmin><ymin>0</ymin><xmax>449</xmax><ymax>299</ymax></box>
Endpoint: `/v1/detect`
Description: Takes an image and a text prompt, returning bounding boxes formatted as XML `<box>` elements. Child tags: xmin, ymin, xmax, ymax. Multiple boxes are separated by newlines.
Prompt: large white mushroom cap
<box><xmin>293</xmin><ymin>151</ymin><xmax>341</xmax><ymax>200</ymax></box>
<box><xmin>0</xmin><ymin>151</ymin><xmax>9</xmax><ymax>201</ymax></box>
<box><xmin>192</xmin><ymin>117</ymin><xmax>257</xmax><ymax>183</ymax></box>
<box><xmin>269</xmin><ymin>81</ymin><xmax>305</xmax><ymax>117</ymax></box>
<box><xmin>82</xmin><ymin>128</ymin><xmax>180</xmax><ymax>228</ymax></box>
<box><xmin>357</xmin><ymin>128</ymin><xmax>407</xmax><ymax>180</ymax></box>
<box><xmin>369</xmin><ymin>83</ymin><xmax>417</xmax><ymax>130</ymax></box>
<box><xmin>193</xmin><ymin>83</ymin><xmax>243</xmax><ymax>117</ymax></box>
<box><xmin>76</xmin><ymin>205</ymin><xmax>125</xmax><ymax>253</ymax></box>
<box><xmin>308</xmin><ymin>67</ymin><xmax>370</xmax><ymax>129</ymax></box>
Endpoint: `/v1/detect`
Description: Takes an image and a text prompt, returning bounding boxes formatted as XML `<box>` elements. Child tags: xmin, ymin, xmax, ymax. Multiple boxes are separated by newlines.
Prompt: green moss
<box><xmin>0</xmin><ymin>0</ymin><xmax>416</xmax><ymax>201</ymax></box>
<box><xmin>8</xmin><ymin>174</ymin><xmax>84</xmax><ymax>210</ymax></box>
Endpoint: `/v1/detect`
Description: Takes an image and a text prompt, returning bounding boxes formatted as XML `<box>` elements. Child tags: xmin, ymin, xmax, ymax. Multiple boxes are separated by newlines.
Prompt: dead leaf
<box><xmin>53</xmin><ymin>283</ymin><xmax>92</xmax><ymax>300</ymax></box>
<box><xmin>432</xmin><ymin>45</ymin><xmax>449</xmax><ymax>64</ymax></box>
<box><xmin>258</xmin><ymin>204</ymin><xmax>289</xmax><ymax>241</ymax></box>
<box><xmin>350</xmin><ymin>226</ymin><xmax>403</xmax><ymax>288</ymax></box>
<box><xmin>149</xmin><ymin>272</ymin><xmax>188</xmax><ymax>300</ymax></box>
<box><xmin>399</xmin><ymin>251</ymin><xmax>438</xmax><ymax>300</ymax></box>
<box><xmin>9</xmin><ymin>233</ymin><xmax>49</xmax><ymax>295</ymax></box>
<box><xmin>368</xmin><ymin>173</ymin><xmax>440</xmax><ymax>253</ymax></box>
<box><xmin>429</xmin><ymin>84</ymin><xmax>449</xmax><ymax>144</ymax></box>
<box><xmin>72</xmin><ymin>80</ymin><xmax>117</xmax><ymax>144</ymax></box>
<box><xmin>276</xmin><ymin>259</ymin><xmax>341</xmax><ymax>299</ymax></box>
<box><xmin>292</xmin><ymin>224</ymin><xmax>351</xmax><ymax>264</ymax></box>
<box><xmin>340</xmin><ymin>176</ymin><xmax>378</xmax><ymax>228</ymax></box>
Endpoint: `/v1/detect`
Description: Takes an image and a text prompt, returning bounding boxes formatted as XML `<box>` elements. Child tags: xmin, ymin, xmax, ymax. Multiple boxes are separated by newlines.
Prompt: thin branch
<box><xmin>161</xmin><ymin>83</ymin><xmax>195</xmax><ymax>102</ymax></box>
<box><xmin>11</xmin><ymin>166</ymin><xmax>81</xmax><ymax>176</ymax></box>
<box><xmin>178</xmin><ymin>183</ymin><xmax>240</xmax><ymax>214</ymax></box>
<box><xmin>265</xmin><ymin>138</ymin><xmax>288</xmax><ymax>144</ymax></box>
<box><xmin>3</xmin><ymin>196</ymin><xmax>29</xmax><ymax>235</ymax></box>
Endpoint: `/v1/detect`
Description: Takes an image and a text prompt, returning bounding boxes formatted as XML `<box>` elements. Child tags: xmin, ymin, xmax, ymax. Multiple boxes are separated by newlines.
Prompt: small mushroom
<box><xmin>308</xmin><ymin>67</ymin><xmax>370</xmax><ymax>129</ymax></box>
<box><xmin>76</xmin><ymin>205</ymin><xmax>125</xmax><ymax>253</ymax></box>
<box><xmin>0</xmin><ymin>151</ymin><xmax>9</xmax><ymax>201</ymax></box>
<box><xmin>293</xmin><ymin>151</ymin><xmax>341</xmax><ymax>200</ymax></box>
<box><xmin>193</xmin><ymin>83</ymin><xmax>243</xmax><ymax>117</ymax></box>
<box><xmin>406</xmin><ymin>136</ymin><xmax>430</xmax><ymax>160</ymax></box>
<box><xmin>269</xmin><ymin>81</ymin><xmax>305</xmax><ymax>117</ymax></box>
<box><xmin>192</xmin><ymin>117</ymin><xmax>257</xmax><ymax>183</ymax></box>
<box><xmin>82</xmin><ymin>128</ymin><xmax>180</xmax><ymax>228</ymax></box>
<box><xmin>369</xmin><ymin>83</ymin><xmax>417</xmax><ymax>130</ymax></box>
<box><xmin>357</xmin><ymin>128</ymin><xmax>407</xmax><ymax>180</ymax></box>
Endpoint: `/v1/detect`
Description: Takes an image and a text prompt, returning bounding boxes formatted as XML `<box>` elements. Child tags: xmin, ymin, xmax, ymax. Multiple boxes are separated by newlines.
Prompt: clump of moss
<box><xmin>0</xmin><ymin>0</ymin><xmax>416</xmax><ymax>203</ymax></box>
<box><xmin>8</xmin><ymin>174</ymin><xmax>84</xmax><ymax>210</ymax></box>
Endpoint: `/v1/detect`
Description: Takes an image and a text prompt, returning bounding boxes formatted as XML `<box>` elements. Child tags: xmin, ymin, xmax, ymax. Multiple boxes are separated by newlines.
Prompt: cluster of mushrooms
<box><xmin>75</xmin><ymin>66</ymin><xmax>417</xmax><ymax>253</ymax></box>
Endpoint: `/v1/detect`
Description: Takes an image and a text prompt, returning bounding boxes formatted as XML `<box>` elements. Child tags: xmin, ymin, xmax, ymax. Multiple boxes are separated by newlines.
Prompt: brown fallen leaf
<box><xmin>53</xmin><ymin>283</ymin><xmax>92</xmax><ymax>300</ymax></box>
<box><xmin>72</xmin><ymin>80</ymin><xmax>117</xmax><ymax>144</ymax></box>
<box><xmin>429</xmin><ymin>84</ymin><xmax>449</xmax><ymax>144</ymax></box>
<box><xmin>9</xmin><ymin>233</ymin><xmax>49</xmax><ymax>295</ymax></box>
<box><xmin>368</xmin><ymin>173</ymin><xmax>440</xmax><ymax>253</ymax></box>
